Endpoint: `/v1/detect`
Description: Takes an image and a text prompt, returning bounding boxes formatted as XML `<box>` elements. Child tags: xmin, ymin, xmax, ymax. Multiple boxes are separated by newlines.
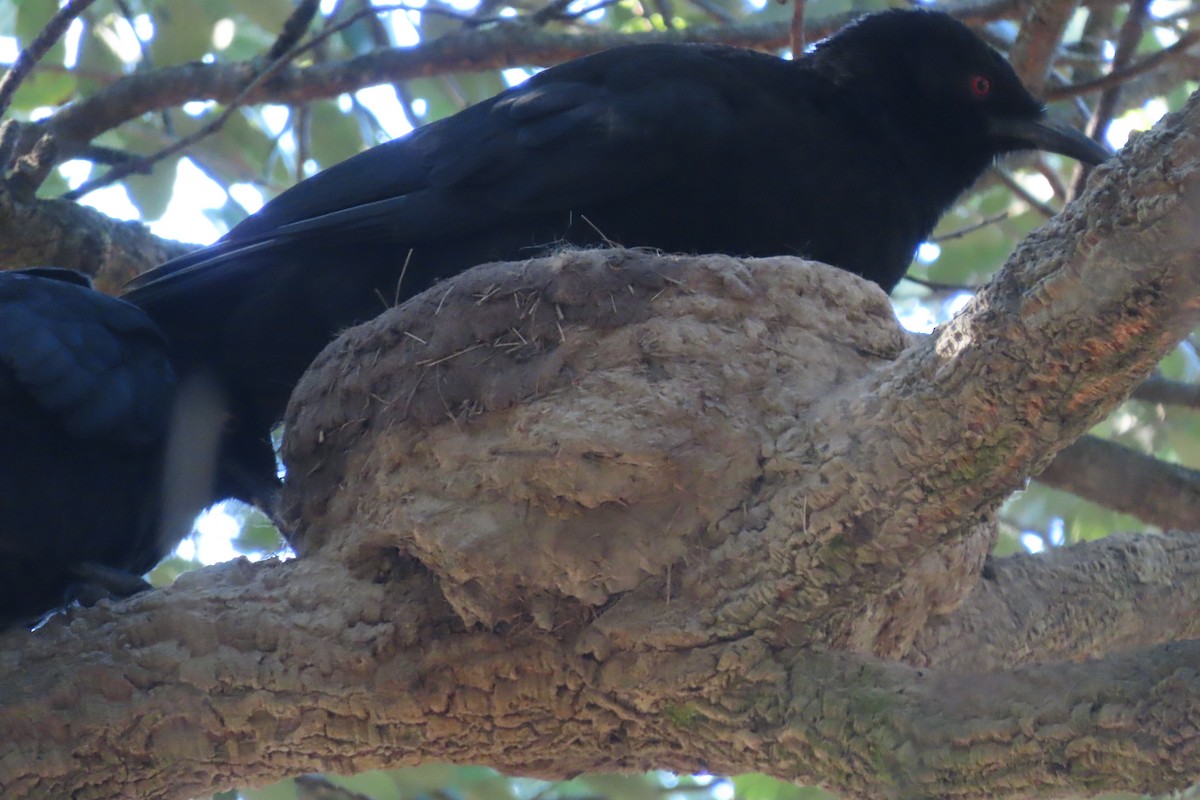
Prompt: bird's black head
<box><xmin>809</xmin><ymin>9</ymin><xmax>1108</xmax><ymax>177</ymax></box>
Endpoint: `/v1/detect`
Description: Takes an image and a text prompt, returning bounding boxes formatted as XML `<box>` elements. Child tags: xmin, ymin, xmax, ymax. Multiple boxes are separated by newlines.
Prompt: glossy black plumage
<box><xmin>0</xmin><ymin>269</ymin><xmax>176</xmax><ymax>628</ymax></box>
<box><xmin>124</xmin><ymin>9</ymin><xmax>1109</xmax><ymax>520</ymax></box>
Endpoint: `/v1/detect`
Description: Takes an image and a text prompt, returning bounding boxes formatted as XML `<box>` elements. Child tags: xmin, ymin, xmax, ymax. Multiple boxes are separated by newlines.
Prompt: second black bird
<box><xmin>124</xmin><ymin>9</ymin><xmax>1110</xmax><ymax>513</ymax></box>
<box><xmin>0</xmin><ymin>269</ymin><xmax>174</xmax><ymax>628</ymax></box>
<box><xmin>0</xmin><ymin>269</ymin><xmax>271</xmax><ymax>629</ymax></box>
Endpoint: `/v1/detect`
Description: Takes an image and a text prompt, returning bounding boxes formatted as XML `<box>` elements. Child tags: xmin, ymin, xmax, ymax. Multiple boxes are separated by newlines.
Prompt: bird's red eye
<box><xmin>970</xmin><ymin>75</ymin><xmax>991</xmax><ymax>97</ymax></box>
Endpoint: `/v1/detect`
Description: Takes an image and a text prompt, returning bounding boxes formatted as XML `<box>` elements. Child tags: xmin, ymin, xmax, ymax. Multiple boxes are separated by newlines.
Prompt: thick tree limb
<box><xmin>910</xmin><ymin>530</ymin><xmax>1200</xmax><ymax>670</ymax></box>
<box><xmin>0</xmin><ymin>179</ymin><xmax>190</xmax><ymax>288</ymax></box>
<box><xmin>1</xmin><ymin>558</ymin><xmax>1197</xmax><ymax>799</ymax></box>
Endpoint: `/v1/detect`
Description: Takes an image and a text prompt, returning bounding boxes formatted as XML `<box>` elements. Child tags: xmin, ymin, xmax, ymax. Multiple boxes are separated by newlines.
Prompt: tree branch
<box><xmin>910</xmin><ymin>530</ymin><xmax>1200</xmax><ymax>670</ymax></box>
<box><xmin>0</xmin><ymin>178</ymin><xmax>191</xmax><ymax>289</ymax></box>
<box><xmin>1</xmin><ymin>557</ymin><xmax>1197</xmax><ymax>799</ymax></box>
<box><xmin>1045</xmin><ymin>30</ymin><xmax>1200</xmax><ymax>101</ymax></box>
<box><xmin>1034</xmin><ymin>435</ymin><xmax>1200</xmax><ymax>531</ymax></box>
<box><xmin>1008</xmin><ymin>0</ymin><xmax>1079</xmax><ymax>93</ymax></box>
<box><xmin>1132</xmin><ymin>373</ymin><xmax>1200</xmax><ymax>410</ymax></box>
<box><xmin>0</xmin><ymin>0</ymin><xmax>100</xmax><ymax>119</ymax></box>
<box><xmin>15</xmin><ymin>3</ymin><xmax>1033</xmax><ymax>164</ymax></box>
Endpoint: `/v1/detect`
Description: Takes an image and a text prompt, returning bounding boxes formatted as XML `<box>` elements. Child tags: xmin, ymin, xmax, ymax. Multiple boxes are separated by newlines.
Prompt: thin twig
<box><xmin>114</xmin><ymin>0</ymin><xmax>173</xmax><ymax>135</ymax></box>
<box><xmin>1089</xmin><ymin>0</ymin><xmax>1142</xmax><ymax>136</ymax></box>
<box><xmin>930</xmin><ymin>211</ymin><xmax>1010</xmax><ymax>243</ymax></box>
<box><xmin>993</xmin><ymin>166</ymin><xmax>1059</xmax><ymax>218</ymax></box>
<box><xmin>789</xmin><ymin>0</ymin><xmax>808</xmax><ymax>54</ymax></box>
<box><xmin>1033</xmin><ymin>156</ymin><xmax>1068</xmax><ymax>202</ymax></box>
<box><xmin>294</xmin><ymin>104</ymin><xmax>311</xmax><ymax>184</ymax></box>
<box><xmin>1072</xmin><ymin>0</ymin><xmax>1150</xmax><ymax>197</ymax></box>
<box><xmin>65</xmin><ymin>1</ymin><xmax>444</xmax><ymax>199</ymax></box>
<box><xmin>73</xmin><ymin>143</ymin><xmax>142</xmax><ymax>166</ymax></box>
<box><xmin>1045</xmin><ymin>29</ymin><xmax>1200</xmax><ymax>101</ymax></box>
<box><xmin>561</xmin><ymin>0</ymin><xmax>623</xmax><ymax>21</ymax></box>
<box><xmin>685</xmin><ymin>0</ymin><xmax>737</xmax><ymax>24</ymax></box>
<box><xmin>903</xmin><ymin>275</ymin><xmax>978</xmax><ymax>292</ymax></box>
<box><xmin>64</xmin><ymin>46</ymin><xmax>305</xmax><ymax>198</ymax></box>
<box><xmin>533</xmin><ymin>0</ymin><xmax>577</xmax><ymax>24</ymax></box>
<box><xmin>0</xmin><ymin>0</ymin><xmax>100</xmax><ymax>119</ymax></box>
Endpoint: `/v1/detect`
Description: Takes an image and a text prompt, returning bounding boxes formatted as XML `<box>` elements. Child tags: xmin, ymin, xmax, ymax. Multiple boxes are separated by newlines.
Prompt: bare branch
<box><xmin>1048</xmin><ymin>30</ymin><xmax>1200</xmax><ymax>100</ymax></box>
<box><xmin>64</xmin><ymin>0</ymin><xmax>427</xmax><ymax>198</ymax></box>
<box><xmin>1008</xmin><ymin>0</ymin><xmax>1078</xmax><ymax>93</ymax></box>
<box><xmin>0</xmin><ymin>0</ymin><xmax>100</xmax><ymax>119</ymax></box>
<box><xmin>1072</xmin><ymin>0</ymin><xmax>1150</xmax><ymax>196</ymax></box>
<box><xmin>1035</xmin><ymin>435</ymin><xmax>1200</xmax><ymax>531</ymax></box>
<box><xmin>992</xmin><ymin>166</ymin><xmax>1059</xmax><ymax>217</ymax></box>
<box><xmin>20</xmin><ymin>3</ymin><xmax>1031</xmax><ymax>164</ymax></box>
<box><xmin>789</xmin><ymin>0</ymin><xmax>808</xmax><ymax>55</ymax></box>
<box><xmin>1132</xmin><ymin>373</ymin><xmax>1200</xmax><ymax>409</ymax></box>
<box><xmin>931</xmin><ymin>211</ymin><xmax>1010</xmax><ymax>242</ymax></box>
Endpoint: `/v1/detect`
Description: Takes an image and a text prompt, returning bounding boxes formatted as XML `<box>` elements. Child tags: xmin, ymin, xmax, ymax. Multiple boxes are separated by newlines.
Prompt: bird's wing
<box><xmin>125</xmin><ymin>44</ymin><xmax>769</xmax><ymax>294</ymax></box>
<box><xmin>0</xmin><ymin>270</ymin><xmax>175</xmax><ymax>445</ymax></box>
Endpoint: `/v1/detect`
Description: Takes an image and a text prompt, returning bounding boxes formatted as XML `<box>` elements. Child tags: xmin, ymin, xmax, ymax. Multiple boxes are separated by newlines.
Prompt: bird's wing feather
<box><xmin>0</xmin><ymin>271</ymin><xmax>174</xmax><ymax>445</ymax></box>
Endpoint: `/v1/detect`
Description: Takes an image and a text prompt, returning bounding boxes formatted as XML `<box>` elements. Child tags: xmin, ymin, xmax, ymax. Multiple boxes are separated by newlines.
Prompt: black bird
<box><xmin>124</xmin><ymin>9</ymin><xmax>1109</xmax><ymax>513</ymax></box>
<box><xmin>0</xmin><ymin>269</ymin><xmax>176</xmax><ymax>628</ymax></box>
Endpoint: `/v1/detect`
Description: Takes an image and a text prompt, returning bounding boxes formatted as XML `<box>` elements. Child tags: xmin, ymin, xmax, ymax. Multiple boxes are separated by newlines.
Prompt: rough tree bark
<box><xmin>2</xmin><ymin>73</ymin><xmax>1200</xmax><ymax>800</ymax></box>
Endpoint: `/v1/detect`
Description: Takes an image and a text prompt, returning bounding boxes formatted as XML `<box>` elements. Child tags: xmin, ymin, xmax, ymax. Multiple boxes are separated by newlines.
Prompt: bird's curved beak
<box><xmin>988</xmin><ymin>115</ymin><xmax>1111</xmax><ymax>165</ymax></box>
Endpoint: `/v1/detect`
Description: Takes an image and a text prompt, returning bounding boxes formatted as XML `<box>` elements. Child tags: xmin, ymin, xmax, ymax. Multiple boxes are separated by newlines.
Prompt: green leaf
<box><xmin>231</xmin><ymin>506</ymin><xmax>286</xmax><ymax>554</ymax></box>
<box><xmin>8</xmin><ymin>69</ymin><xmax>77</xmax><ymax>110</ymax></box>
<box><xmin>10</xmin><ymin>0</ymin><xmax>77</xmax><ymax>110</ymax></box>
<box><xmin>731</xmin><ymin>774</ymin><xmax>835</xmax><ymax>800</ymax></box>
<box><xmin>76</xmin><ymin>21</ymin><xmax>128</xmax><ymax>97</ymax></box>
<box><xmin>146</xmin><ymin>551</ymin><xmax>203</xmax><ymax>587</ymax></box>
<box><xmin>150</xmin><ymin>0</ymin><xmax>217</xmax><ymax>65</ymax></box>
<box><xmin>125</xmin><ymin>154</ymin><xmax>181</xmax><ymax>221</ymax></box>
<box><xmin>576</xmin><ymin>774</ymin><xmax>663</xmax><ymax>800</ymax></box>
<box><xmin>241</xmin><ymin>779</ymin><xmax>304</xmax><ymax>800</ymax></box>
<box><xmin>308</xmin><ymin>100</ymin><xmax>369</xmax><ymax>171</ymax></box>
<box><xmin>222</xmin><ymin>18</ymin><xmax>280</xmax><ymax>61</ymax></box>
<box><xmin>334</xmin><ymin>13</ymin><xmax>382</xmax><ymax>55</ymax></box>
<box><xmin>389</xmin><ymin>764</ymin><xmax>505</xmax><ymax>796</ymax></box>
<box><xmin>324</xmin><ymin>771</ymin><xmax>407</xmax><ymax>800</ymax></box>
<box><xmin>238</xmin><ymin>0</ymin><xmax>301</xmax><ymax>38</ymax></box>
<box><xmin>188</xmin><ymin>107</ymin><xmax>278</xmax><ymax>189</ymax></box>
<box><xmin>15</xmin><ymin>0</ymin><xmax>59</xmax><ymax>43</ymax></box>
<box><xmin>0</xmin><ymin>2</ymin><xmax>16</xmax><ymax>35</ymax></box>
<box><xmin>35</xmin><ymin>164</ymin><xmax>69</xmax><ymax>198</ymax></box>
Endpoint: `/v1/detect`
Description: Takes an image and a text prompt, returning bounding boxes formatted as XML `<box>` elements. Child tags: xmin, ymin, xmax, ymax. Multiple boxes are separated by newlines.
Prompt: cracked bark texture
<box><xmin>0</xmin><ymin>180</ymin><xmax>190</xmax><ymax>290</ymax></box>
<box><xmin>3</xmin><ymin>68</ymin><xmax>1200</xmax><ymax>800</ymax></box>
